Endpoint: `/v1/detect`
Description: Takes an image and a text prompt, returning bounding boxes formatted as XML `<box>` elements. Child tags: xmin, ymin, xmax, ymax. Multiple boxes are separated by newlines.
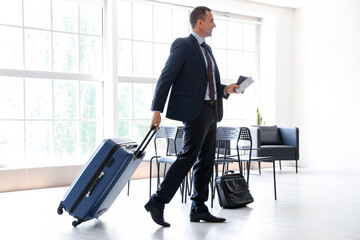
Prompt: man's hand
<box><xmin>224</xmin><ymin>83</ymin><xmax>241</xmax><ymax>94</ymax></box>
<box><xmin>151</xmin><ymin>111</ymin><xmax>162</xmax><ymax>130</ymax></box>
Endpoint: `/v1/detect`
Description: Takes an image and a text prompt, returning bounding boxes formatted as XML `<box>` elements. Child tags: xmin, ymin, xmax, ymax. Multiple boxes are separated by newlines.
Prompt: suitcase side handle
<box><xmin>86</xmin><ymin>171</ymin><xmax>105</xmax><ymax>198</ymax></box>
<box><xmin>134</xmin><ymin>125</ymin><xmax>157</xmax><ymax>159</ymax></box>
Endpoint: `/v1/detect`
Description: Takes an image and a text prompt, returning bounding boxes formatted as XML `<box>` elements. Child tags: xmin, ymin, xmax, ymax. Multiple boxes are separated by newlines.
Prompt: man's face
<box><xmin>200</xmin><ymin>11</ymin><xmax>216</xmax><ymax>37</ymax></box>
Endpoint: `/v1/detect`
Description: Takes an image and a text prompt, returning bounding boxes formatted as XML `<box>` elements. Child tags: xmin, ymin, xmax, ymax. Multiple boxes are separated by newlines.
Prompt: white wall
<box><xmin>293</xmin><ymin>0</ymin><xmax>360</xmax><ymax>170</ymax></box>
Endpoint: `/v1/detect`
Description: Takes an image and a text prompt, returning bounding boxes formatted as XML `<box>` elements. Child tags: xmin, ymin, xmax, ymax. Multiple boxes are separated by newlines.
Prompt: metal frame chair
<box><xmin>139</xmin><ymin>155</ymin><xmax>160</xmax><ymax>198</ymax></box>
<box><xmin>127</xmin><ymin>126</ymin><xmax>179</xmax><ymax>198</ymax></box>
<box><xmin>213</xmin><ymin>127</ymin><xmax>242</xmax><ymax>176</ymax></box>
<box><xmin>211</xmin><ymin>126</ymin><xmax>241</xmax><ymax>207</ymax></box>
<box><xmin>211</xmin><ymin>127</ymin><xmax>277</xmax><ymax>207</ymax></box>
<box><xmin>156</xmin><ymin>126</ymin><xmax>181</xmax><ymax>184</ymax></box>
<box><xmin>156</xmin><ymin>126</ymin><xmax>189</xmax><ymax>203</ymax></box>
<box><xmin>238</xmin><ymin>127</ymin><xmax>277</xmax><ymax>200</ymax></box>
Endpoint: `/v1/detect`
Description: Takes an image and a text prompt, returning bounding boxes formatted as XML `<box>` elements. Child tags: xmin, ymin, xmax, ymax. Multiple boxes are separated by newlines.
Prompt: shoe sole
<box><xmin>190</xmin><ymin>218</ymin><xmax>201</xmax><ymax>222</ymax></box>
<box><xmin>190</xmin><ymin>218</ymin><xmax>225</xmax><ymax>223</ymax></box>
<box><xmin>189</xmin><ymin>214</ymin><xmax>226</xmax><ymax>223</ymax></box>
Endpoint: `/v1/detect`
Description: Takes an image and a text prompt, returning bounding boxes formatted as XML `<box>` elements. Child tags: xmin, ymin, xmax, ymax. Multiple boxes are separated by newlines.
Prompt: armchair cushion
<box><xmin>257</xmin><ymin>125</ymin><xmax>283</xmax><ymax>145</ymax></box>
<box><xmin>261</xmin><ymin>145</ymin><xmax>296</xmax><ymax>160</ymax></box>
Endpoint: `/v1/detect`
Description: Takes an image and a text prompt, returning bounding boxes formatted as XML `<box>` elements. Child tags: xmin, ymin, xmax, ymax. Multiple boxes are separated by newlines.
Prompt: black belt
<box><xmin>204</xmin><ymin>100</ymin><xmax>217</xmax><ymax>106</ymax></box>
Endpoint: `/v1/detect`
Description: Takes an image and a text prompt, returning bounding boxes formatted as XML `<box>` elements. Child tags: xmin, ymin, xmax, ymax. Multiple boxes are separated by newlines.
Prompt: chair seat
<box><xmin>246</xmin><ymin>155</ymin><xmax>274</xmax><ymax>163</ymax></box>
<box><xmin>158</xmin><ymin>156</ymin><xmax>177</xmax><ymax>164</ymax></box>
<box><xmin>260</xmin><ymin>145</ymin><xmax>296</xmax><ymax>160</ymax></box>
<box><xmin>142</xmin><ymin>155</ymin><xmax>160</xmax><ymax>162</ymax></box>
<box><xmin>214</xmin><ymin>159</ymin><xmax>236</xmax><ymax>164</ymax></box>
<box><xmin>261</xmin><ymin>145</ymin><xmax>295</xmax><ymax>149</ymax></box>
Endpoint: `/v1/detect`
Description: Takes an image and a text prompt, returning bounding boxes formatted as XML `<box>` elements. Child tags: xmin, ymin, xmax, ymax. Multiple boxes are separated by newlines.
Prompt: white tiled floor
<box><xmin>1</xmin><ymin>167</ymin><xmax>360</xmax><ymax>240</ymax></box>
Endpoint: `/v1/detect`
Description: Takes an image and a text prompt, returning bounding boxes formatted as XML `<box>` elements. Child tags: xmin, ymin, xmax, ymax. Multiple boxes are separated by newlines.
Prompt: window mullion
<box><xmin>103</xmin><ymin>0</ymin><xmax>118</xmax><ymax>138</ymax></box>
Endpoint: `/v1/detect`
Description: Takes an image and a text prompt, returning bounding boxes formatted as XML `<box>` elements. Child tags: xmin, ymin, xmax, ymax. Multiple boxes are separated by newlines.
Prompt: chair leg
<box><xmin>211</xmin><ymin>163</ymin><xmax>219</xmax><ymax>208</ymax></box>
<box><xmin>272</xmin><ymin>159</ymin><xmax>277</xmax><ymax>200</ymax></box>
<box><xmin>210</xmin><ymin>170</ymin><xmax>214</xmax><ymax>208</ymax></box>
<box><xmin>156</xmin><ymin>160</ymin><xmax>161</xmax><ymax>188</ymax></box>
<box><xmin>211</xmin><ymin>165</ymin><xmax>215</xmax><ymax>208</ymax></box>
<box><xmin>296</xmin><ymin>160</ymin><xmax>298</xmax><ymax>173</ymax></box>
<box><xmin>187</xmin><ymin>169</ymin><xmax>193</xmax><ymax>197</ymax></box>
<box><xmin>246</xmin><ymin>160</ymin><xmax>251</xmax><ymax>185</ymax></box>
<box><xmin>279</xmin><ymin>160</ymin><xmax>282</xmax><ymax>170</ymax></box>
<box><xmin>149</xmin><ymin>159</ymin><xmax>152</xmax><ymax>198</ymax></box>
<box><xmin>237</xmin><ymin>161</ymin><xmax>242</xmax><ymax>175</ymax></box>
<box><xmin>184</xmin><ymin>175</ymin><xmax>189</xmax><ymax>204</ymax></box>
<box><xmin>163</xmin><ymin>164</ymin><xmax>167</xmax><ymax>178</ymax></box>
<box><xmin>258</xmin><ymin>162</ymin><xmax>261</xmax><ymax>175</ymax></box>
<box><xmin>182</xmin><ymin>175</ymin><xmax>190</xmax><ymax>204</ymax></box>
<box><xmin>239</xmin><ymin>161</ymin><xmax>243</xmax><ymax>175</ymax></box>
<box><xmin>127</xmin><ymin>180</ymin><xmax>130</xmax><ymax>196</ymax></box>
<box><xmin>242</xmin><ymin>162</ymin><xmax>246</xmax><ymax>176</ymax></box>
<box><xmin>180</xmin><ymin>179</ymin><xmax>185</xmax><ymax>203</ymax></box>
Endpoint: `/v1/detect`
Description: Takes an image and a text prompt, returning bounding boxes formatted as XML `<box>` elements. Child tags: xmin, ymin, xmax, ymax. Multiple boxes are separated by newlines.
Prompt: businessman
<box><xmin>144</xmin><ymin>6</ymin><xmax>240</xmax><ymax>227</ymax></box>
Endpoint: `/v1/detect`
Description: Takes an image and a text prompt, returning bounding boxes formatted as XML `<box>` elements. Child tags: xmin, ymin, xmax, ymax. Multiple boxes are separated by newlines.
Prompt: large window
<box><xmin>210</xmin><ymin>18</ymin><xmax>259</xmax><ymax>126</ymax></box>
<box><xmin>117</xmin><ymin>0</ymin><xmax>260</xmax><ymax>142</ymax></box>
<box><xmin>0</xmin><ymin>0</ymin><xmax>259</xmax><ymax>168</ymax></box>
<box><xmin>0</xmin><ymin>0</ymin><xmax>104</xmax><ymax>166</ymax></box>
<box><xmin>117</xmin><ymin>1</ymin><xmax>192</xmax><ymax>142</ymax></box>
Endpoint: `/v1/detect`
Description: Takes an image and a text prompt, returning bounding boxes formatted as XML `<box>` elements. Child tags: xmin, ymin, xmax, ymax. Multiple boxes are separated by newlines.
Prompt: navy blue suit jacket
<box><xmin>151</xmin><ymin>34</ymin><xmax>228</xmax><ymax>123</ymax></box>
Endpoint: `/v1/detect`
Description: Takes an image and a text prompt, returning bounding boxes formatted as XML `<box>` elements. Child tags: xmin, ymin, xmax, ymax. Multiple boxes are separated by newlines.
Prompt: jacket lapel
<box><xmin>189</xmin><ymin>34</ymin><xmax>208</xmax><ymax>75</ymax></box>
<box><xmin>189</xmin><ymin>34</ymin><xmax>220</xmax><ymax>84</ymax></box>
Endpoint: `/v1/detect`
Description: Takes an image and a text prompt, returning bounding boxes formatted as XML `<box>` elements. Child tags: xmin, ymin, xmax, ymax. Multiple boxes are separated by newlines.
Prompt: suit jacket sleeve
<box><xmin>151</xmin><ymin>39</ymin><xmax>186</xmax><ymax>112</ymax></box>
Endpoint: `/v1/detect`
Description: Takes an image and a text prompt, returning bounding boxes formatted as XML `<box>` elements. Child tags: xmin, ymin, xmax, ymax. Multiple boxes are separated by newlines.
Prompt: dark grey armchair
<box><xmin>249</xmin><ymin>125</ymin><xmax>299</xmax><ymax>173</ymax></box>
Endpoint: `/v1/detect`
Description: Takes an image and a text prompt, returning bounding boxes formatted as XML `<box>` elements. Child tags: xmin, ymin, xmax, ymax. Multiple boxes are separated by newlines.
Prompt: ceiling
<box><xmin>244</xmin><ymin>0</ymin><xmax>329</xmax><ymax>9</ymax></box>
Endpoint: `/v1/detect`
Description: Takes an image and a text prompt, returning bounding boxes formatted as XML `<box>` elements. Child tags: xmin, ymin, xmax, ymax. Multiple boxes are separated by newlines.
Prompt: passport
<box><xmin>235</xmin><ymin>75</ymin><xmax>254</xmax><ymax>94</ymax></box>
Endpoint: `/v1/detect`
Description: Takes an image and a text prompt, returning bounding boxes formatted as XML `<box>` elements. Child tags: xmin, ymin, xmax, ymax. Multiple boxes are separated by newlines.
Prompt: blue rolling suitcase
<box><xmin>57</xmin><ymin>126</ymin><xmax>156</xmax><ymax>227</ymax></box>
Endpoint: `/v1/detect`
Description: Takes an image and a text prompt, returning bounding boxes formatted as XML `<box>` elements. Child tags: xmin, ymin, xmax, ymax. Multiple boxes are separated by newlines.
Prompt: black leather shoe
<box><xmin>144</xmin><ymin>201</ymin><xmax>170</xmax><ymax>227</ymax></box>
<box><xmin>190</xmin><ymin>211</ymin><xmax>226</xmax><ymax>223</ymax></box>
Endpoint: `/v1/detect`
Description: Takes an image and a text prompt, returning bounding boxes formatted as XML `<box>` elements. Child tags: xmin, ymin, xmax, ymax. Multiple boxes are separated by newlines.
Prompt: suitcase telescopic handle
<box><xmin>134</xmin><ymin>125</ymin><xmax>157</xmax><ymax>159</ymax></box>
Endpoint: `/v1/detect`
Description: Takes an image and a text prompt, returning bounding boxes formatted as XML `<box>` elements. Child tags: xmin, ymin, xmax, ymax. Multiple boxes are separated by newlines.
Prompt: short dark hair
<box><xmin>189</xmin><ymin>6</ymin><xmax>212</xmax><ymax>29</ymax></box>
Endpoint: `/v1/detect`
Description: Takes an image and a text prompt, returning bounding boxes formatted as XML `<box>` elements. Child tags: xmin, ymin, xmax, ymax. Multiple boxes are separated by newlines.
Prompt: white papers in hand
<box><xmin>235</xmin><ymin>76</ymin><xmax>254</xmax><ymax>94</ymax></box>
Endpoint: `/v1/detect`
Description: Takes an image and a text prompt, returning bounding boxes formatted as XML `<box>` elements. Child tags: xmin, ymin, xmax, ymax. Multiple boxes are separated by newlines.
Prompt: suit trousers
<box><xmin>151</xmin><ymin>102</ymin><xmax>217</xmax><ymax>208</ymax></box>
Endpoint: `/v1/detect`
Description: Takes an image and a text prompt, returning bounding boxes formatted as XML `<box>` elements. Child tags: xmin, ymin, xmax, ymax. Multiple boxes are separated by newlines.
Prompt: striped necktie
<box><xmin>201</xmin><ymin>42</ymin><xmax>215</xmax><ymax>100</ymax></box>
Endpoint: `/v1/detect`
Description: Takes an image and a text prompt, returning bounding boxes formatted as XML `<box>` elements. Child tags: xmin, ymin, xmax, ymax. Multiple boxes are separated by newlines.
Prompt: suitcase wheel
<box><xmin>72</xmin><ymin>217</ymin><xmax>83</xmax><ymax>227</ymax></box>
<box><xmin>57</xmin><ymin>203</ymin><xmax>65</xmax><ymax>215</ymax></box>
<box><xmin>72</xmin><ymin>221</ymin><xmax>79</xmax><ymax>227</ymax></box>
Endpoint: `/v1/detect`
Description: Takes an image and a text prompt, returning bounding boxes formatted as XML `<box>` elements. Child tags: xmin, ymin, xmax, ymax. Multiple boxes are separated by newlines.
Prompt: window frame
<box><xmin>0</xmin><ymin>0</ymin><xmax>105</xmax><ymax>167</ymax></box>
